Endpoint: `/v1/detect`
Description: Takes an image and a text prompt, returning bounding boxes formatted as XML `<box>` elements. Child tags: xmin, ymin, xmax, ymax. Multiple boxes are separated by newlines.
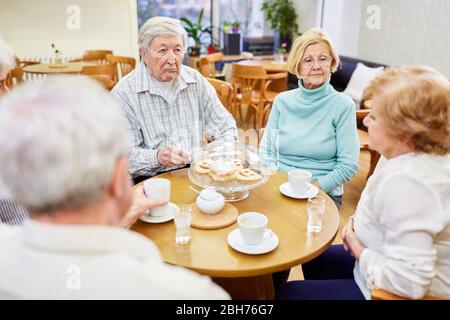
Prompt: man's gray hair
<box><xmin>0</xmin><ymin>39</ymin><xmax>16</xmax><ymax>75</ymax></box>
<box><xmin>0</xmin><ymin>76</ymin><xmax>128</xmax><ymax>213</ymax></box>
<box><xmin>138</xmin><ymin>16</ymin><xmax>188</xmax><ymax>50</ymax></box>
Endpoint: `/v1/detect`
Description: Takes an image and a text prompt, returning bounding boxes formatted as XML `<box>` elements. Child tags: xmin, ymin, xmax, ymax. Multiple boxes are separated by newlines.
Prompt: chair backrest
<box><xmin>6</xmin><ymin>67</ymin><xmax>24</xmax><ymax>88</ymax></box>
<box><xmin>82</xmin><ymin>50</ymin><xmax>113</xmax><ymax>63</ymax></box>
<box><xmin>106</xmin><ymin>54</ymin><xmax>136</xmax><ymax>79</ymax></box>
<box><xmin>199</xmin><ymin>53</ymin><xmax>224</xmax><ymax>78</ymax></box>
<box><xmin>356</xmin><ymin>108</ymin><xmax>381</xmax><ymax>181</ymax></box>
<box><xmin>206</xmin><ymin>77</ymin><xmax>233</xmax><ymax>112</ymax></box>
<box><xmin>232</xmin><ymin>63</ymin><xmax>268</xmax><ymax>105</ymax></box>
<box><xmin>80</xmin><ymin>63</ymin><xmax>118</xmax><ymax>84</ymax></box>
<box><xmin>87</xmin><ymin>74</ymin><xmax>115</xmax><ymax>91</ymax></box>
<box><xmin>371</xmin><ymin>288</ymin><xmax>448</xmax><ymax>300</ymax></box>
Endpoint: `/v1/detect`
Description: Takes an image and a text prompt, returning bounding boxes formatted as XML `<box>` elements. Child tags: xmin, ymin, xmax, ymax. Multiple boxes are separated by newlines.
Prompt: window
<box><xmin>137</xmin><ymin>0</ymin><xmax>212</xmax><ymax>40</ymax></box>
<box><xmin>137</xmin><ymin>0</ymin><xmax>264</xmax><ymax>52</ymax></box>
<box><xmin>219</xmin><ymin>0</ymin><xmax>260</xmax><ymax>36</ymax></box>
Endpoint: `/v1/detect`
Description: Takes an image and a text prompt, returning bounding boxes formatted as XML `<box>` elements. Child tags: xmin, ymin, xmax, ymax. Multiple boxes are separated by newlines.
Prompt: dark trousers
<box><xmin>329</xmin><ymin>194</ymin><xmax>343</xmax><ymax>211</ymax></box>
<box><xmin>272</xmin><ymin>194</ymin><xmax>343</xmax><ymax>289</ymax></box>
<box><xmin>276</xmin><ymin>244</ymin><xmax>365</xmax><ymax>300</ymax></box>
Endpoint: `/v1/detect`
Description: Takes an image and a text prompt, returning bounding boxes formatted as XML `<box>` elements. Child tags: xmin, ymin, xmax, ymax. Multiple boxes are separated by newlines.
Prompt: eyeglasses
<box><xmin>301</xmin><ymin>55</ymin><xmax>332</xmax><ymax>68</ymax></box>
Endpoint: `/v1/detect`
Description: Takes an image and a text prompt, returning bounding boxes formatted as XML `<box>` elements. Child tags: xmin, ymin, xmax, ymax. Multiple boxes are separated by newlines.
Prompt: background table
<box><xmin>132</xmin><ymin>168</ymin><xmax>339</xmax><ymax>299</ymax></box>
<box><xmin>23</xmin><ymin>62</ymin><xmax>96</xmax><ymax>74</ymax></box>
<box><xmin>236</xmin><ymin>59</ymin><xmax>287</xmax><ymax>73</ymax></box>
<box><xmin>236</xmin><ymin>59</ymin><xmax>288</xmax><ymax>92</ymax></box>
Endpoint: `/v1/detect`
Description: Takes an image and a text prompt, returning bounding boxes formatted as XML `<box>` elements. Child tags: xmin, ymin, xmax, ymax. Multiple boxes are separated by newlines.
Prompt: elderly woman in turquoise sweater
<box><xmin>259</xmin><ymin>28</ymin><xmax>359</xmax><ymax>209</ymax></box>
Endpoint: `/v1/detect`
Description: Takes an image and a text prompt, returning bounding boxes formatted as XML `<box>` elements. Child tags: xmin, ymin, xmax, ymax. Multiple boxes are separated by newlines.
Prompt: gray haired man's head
<box><xmin>138</xmin><ymin>16</ymin><xmax>188</xmax><ymax>50</ymax></box>
<box><xmin>0</xmin><ymin>39</ymin><xmax>16</xmax><ymax>79</ymax></box>
<box><xmin>0</xmin><ymin>76</ymin><xmax>129</xmax><ymax>213</ymax></box>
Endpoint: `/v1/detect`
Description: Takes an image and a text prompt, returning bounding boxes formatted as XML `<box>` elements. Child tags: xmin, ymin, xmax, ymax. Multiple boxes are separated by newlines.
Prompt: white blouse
<box><xmin>353</xmin><ymin>152</ymin><xmax>450</xmax><ymax>299</ymax></box>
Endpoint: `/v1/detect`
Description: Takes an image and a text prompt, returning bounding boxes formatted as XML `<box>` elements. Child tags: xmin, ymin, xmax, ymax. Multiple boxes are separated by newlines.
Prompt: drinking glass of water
<box><xmin>307</xmin><ymin>196</ymin><xmax>325</xmax><ymax>233</ymax></box>
<box><xmin>174</xmin><ymin>204</ymin><xmax>192</xmax><ymax>245</ymax></box>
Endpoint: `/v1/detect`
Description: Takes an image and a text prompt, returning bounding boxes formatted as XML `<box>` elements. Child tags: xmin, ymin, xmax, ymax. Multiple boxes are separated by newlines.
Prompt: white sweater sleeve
<box><xmin>359</xmin><ymin>174</ymin><xmax>444</xmax><ymax>299</ymax></box>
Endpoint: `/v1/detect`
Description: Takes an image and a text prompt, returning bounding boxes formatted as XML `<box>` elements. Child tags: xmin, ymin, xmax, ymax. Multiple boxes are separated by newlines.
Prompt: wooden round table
<box><xmin>23</xmin><ymin>62</ymin><xmax>96</xmax><ymax>74</ymax></box>
<box><xmin>132</xmin><ymin>168</ymin><xmax>340</xmax><ymax>299</ymax></box>
<box><xmin>237</xmin><ymin>59</ymin><xmax>287</xmax><ymax>73</ymax></box>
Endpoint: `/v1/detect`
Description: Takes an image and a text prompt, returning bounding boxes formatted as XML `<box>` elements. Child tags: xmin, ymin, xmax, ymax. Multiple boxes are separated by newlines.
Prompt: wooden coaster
<box><xmin>191</xmin><ymin>203</ymin><xmax>239</xmax><ymax>230</ymax></box>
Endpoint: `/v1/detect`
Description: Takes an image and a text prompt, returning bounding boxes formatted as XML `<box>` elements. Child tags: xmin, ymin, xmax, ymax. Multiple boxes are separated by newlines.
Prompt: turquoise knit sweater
<box><xmin>259</xmin><ymin>77</ymin><xmax>359</xmax><ymax>196</ymax></box>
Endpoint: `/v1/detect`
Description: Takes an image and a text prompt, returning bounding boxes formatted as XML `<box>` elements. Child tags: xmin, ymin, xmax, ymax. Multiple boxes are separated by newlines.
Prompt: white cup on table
<box><xmin>237</xmin><ymin>212</ymin><xmax>272</xmax><ymax>245</ymax></box>
<box><xmin>288</xmin><ymin>169</ymin><xmax>312</xmax><ymax>195</ymax></box>
<box><xmin>143</xmin><ymin>178</ymin><xmax>171</xmax><ymax>217</ymax></box>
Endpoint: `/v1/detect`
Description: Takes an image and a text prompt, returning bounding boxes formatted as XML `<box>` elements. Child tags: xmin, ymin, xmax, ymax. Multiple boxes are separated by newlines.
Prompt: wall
<box><xmin>321</xmin><ymin>0</ymin><xmax>361</xmax><ymax>57</ymax></box>
<box><xmin>339</xmin><ymin>0</ymin><xmax>361</xmax><ymax>57</ymax></box>
<box><xmin>0</xmin><ymin>0</ymin><xmax>139</xmax><ymax>61</ymax></box>
<box><xmin>294</xmin><ymin>0</ymin><xmax>321</xmax><ymax>34</ymax></box>
<box><xmin>358</xmin><ymin>0</ymin><xmax>450</xmax><ymax>77</ymax></box>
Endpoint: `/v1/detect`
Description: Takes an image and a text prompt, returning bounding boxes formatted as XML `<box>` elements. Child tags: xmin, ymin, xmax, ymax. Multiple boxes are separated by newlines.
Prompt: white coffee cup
<box><xmin>143</xmin><ymin>178</ymin><xmax>171</xmax><ymax>217</ymax></box>
<box><xmin>237</xmin><ymin>212</ymin><xmax>272</xmax><ymax>245</ymax></box>
<box><xmin>288</xmin><ymin>169</ymin><xmax>312</xmax><ymax>195</ymax></box>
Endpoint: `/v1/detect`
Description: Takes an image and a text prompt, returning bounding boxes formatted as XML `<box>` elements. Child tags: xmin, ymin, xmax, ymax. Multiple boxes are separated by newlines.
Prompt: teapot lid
<box><xmin>199</xmin><ymin>187</ymin><xmax>222</xmax><ymax>201</ymax></box>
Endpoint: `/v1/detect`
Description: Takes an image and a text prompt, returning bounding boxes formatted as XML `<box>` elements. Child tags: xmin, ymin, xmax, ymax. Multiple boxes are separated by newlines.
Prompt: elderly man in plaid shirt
<box><xmin>112</xmin><ymin>17</ymin><xmax>237</xmax><ymax>184</ymax></box>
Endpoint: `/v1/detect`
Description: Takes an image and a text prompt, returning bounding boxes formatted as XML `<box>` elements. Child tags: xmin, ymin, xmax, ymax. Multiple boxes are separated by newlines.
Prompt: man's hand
<box><xmin>156</xmin><ymin>145</ymin><xmax>191</xmax><ymax>167</ymax></box>
<box><xmin>119</xmin><ymin>186</ymin><xmax>168</xmax><ymax>228</ymax></box>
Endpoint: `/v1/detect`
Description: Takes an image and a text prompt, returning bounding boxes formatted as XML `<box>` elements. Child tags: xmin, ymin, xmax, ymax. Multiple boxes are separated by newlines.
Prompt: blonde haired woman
<box><xmin>259</xmin><ymin>28</ymin><xmax>359</xmax><ymax>210</ymax></box>
<box><xmin>278</xmin><ymin>67</ymin><xmax>450</xmax><ymax>300</ymax></box>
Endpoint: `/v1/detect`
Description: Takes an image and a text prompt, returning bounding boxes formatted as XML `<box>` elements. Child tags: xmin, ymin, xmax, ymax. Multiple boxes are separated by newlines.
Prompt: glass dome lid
<box><xmin>188</xmin><ymin>140</ymin><xmax>269</xmax><ymax>201</ymax></box>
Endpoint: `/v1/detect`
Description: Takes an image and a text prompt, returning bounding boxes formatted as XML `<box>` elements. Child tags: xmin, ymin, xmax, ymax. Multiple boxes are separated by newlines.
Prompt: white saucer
<box><xmin>279</xmin><ymin>182</ymin><xmax>319</xmax><ymax>199</ymax></box>
<box><xmin>139</xmin><ymin>203</ymin><xmax>179</xmax><ymax>224</ymax></box>
<box><xmin>227</xmin><ymin>228</ymin><xmax>279</xmax><ymax>255</ymax></box>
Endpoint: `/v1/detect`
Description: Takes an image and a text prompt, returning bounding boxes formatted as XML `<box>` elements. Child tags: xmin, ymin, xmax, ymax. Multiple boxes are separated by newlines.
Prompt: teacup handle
<box><xmin>263</xmin><ymin>229</ymin><xmax>273</xmax><ymax>240</ymax></box>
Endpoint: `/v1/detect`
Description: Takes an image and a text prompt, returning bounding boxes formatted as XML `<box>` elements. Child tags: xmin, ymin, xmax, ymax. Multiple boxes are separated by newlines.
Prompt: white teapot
<box><xmin>196</xmin><ymin>187</ymin><xmax>225</xmax><ymax>215</ymax></box>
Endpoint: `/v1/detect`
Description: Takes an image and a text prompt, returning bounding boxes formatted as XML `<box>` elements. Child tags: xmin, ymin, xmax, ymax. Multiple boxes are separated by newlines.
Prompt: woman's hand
<box><xmin>341</xmin><ymin>217</ymin><xmax>365</xmax><ymax>260</ymax></box>
<box><xmin>119</xmin><ymin>186</ymin><xmax>168</xmax><ymax>228</ymax></box>
<box><xmin>341</xmin><ymin>218</ymin><xmax>352</xmax><ymax>251</ymax></box>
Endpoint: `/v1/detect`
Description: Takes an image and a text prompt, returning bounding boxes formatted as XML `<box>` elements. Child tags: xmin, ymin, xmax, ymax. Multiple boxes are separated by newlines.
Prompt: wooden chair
<box><xmin>80</xmin><ymin>63</ymin><xmax>118</xmax><ymax>84</ymax></box>
<box><xmin>87</xmin><ymin>75</ymin><xmax>115</xmax><ymax>91</ymax></box>
<box><xmin>356</xmin><ymin>107</ymin><xmax>381</xmax><ymax>181</ymax></box>
<box><xmin>106</xmin><ymin>54</ymin><xmax>136</xmax><ymax>79</ymax></box>
<box><xmin>72</xmin><ymin>50</ymin><xmax>113</xmax><ymax>63</ymax></box>
<box><xmin>371</xmin><ymin>288</ymin><xmax>448</xmax><ymax>300</ymax></box>
<box><xmin>232</xmin><ymin>63</ymin><xmax>285</xmax><ymax>130</ymax></box>
<box><xmin>6</xmin><ymin>67</ymin><xmax>24</xmax><ymax>88</ymax></box>
<box><xmin>199</xmin><ymin>53</ymin><xmax>226</xmax><ymax>79</ymax></box>
<box><xmin>206</xmin><ymin>77</ymin><xmax>234</xmax><ymax>115</ymax></box>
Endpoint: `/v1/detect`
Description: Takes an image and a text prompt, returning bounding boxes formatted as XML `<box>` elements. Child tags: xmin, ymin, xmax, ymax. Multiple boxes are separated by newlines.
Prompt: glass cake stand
<box><xmin>188</xmin><ymin>140</ymin><xmax>269</xmax><ymax>202</ymax></box>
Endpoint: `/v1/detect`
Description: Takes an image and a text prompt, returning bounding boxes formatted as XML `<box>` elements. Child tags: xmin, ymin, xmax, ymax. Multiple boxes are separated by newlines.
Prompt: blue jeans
<box><xmin>276</xmin><ymin>244</ymin><xmax>365</xmax><ymax>300</ymax></box>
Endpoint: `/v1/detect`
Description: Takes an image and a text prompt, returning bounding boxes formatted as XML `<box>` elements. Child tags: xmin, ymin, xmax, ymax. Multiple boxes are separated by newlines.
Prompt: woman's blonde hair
<box><xmin>373</xmin><ymin>69</ymin><xmax>450</xmax><ymax>155</ymax></box>
<box><xmin>286</xmin><ymin>28</ymin><xmax>340</xmax><ymax>78</ymax></box>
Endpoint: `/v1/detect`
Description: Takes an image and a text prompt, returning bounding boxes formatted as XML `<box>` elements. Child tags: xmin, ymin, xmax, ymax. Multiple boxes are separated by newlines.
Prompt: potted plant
<box><xmin>261</xmin><ymin>0</ymin><xmax>299</xmax><ymax>51</ymax></box>
<box><xmin>51</xmin><ymin>43</ymin><xmax>63</xmax><ymax>64</ymax></box>
<box><xmin>231</xmin><ymin>21</ymin><xmax>241</xmax><ymax>33</ymax></box>
<box><xmin>180</xmin><ymin>9</ymin><xmax>212</xmax><ymax>57</ymax></box>
<box><xmin>223</xmin><ymin>20</ymin><xmax>232</xmax><ymax>33</ymax></box>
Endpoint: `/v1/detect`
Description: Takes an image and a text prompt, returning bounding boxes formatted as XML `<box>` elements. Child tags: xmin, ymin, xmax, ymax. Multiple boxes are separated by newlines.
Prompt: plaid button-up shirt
<box><xmin>111</xmin><ymin>62</ymin><xmax>237</xmax><ymax>177</ymax></box>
